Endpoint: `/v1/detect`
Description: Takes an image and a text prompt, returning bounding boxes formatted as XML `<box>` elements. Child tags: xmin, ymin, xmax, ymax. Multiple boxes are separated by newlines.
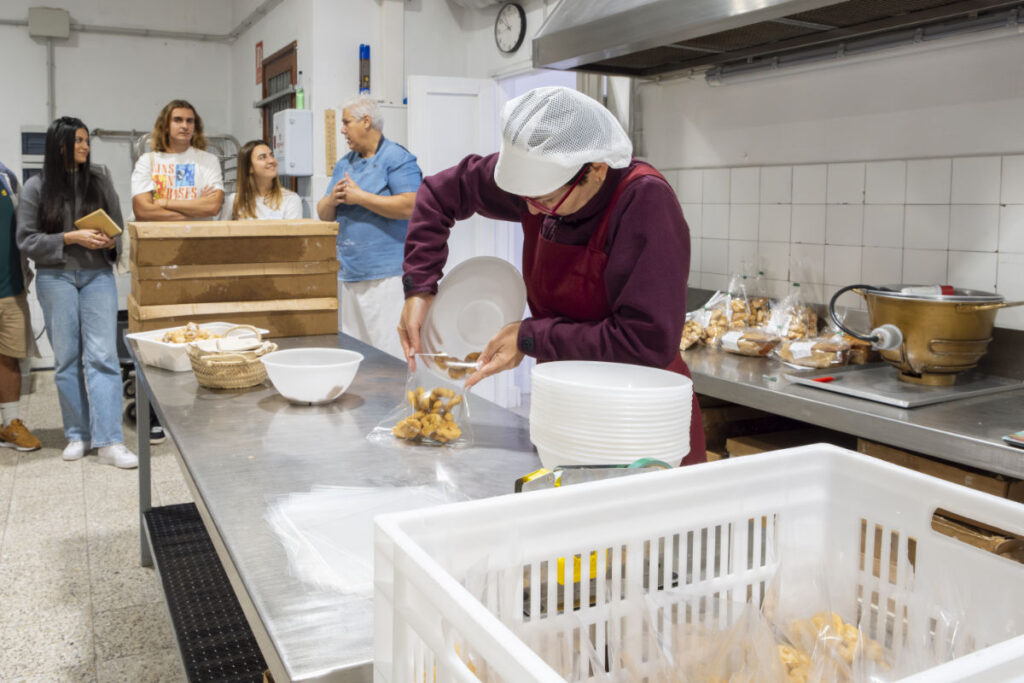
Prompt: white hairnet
<box><xmin>493</xmin><ymin>86</ymin><xmax>633</xmax><ymax>197</ymax></box>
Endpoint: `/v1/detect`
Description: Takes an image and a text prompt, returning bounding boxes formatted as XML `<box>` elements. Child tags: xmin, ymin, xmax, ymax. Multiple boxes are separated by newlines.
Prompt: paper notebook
<box><xmin>73</xmin><ymin>208</ymin><xmax>122</xmax><ymax>237</ymax></box>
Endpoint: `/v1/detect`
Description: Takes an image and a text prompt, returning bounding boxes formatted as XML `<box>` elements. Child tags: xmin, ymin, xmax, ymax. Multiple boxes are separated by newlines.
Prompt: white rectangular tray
<box><xmin>125</xmin><ymin>322</ymin><xmax>269</xmax><ymax>372</ymax></box>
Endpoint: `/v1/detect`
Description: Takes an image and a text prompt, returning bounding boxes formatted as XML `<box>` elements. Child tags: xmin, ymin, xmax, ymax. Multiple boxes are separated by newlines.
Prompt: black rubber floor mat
<box><xmin>146</xmin><ymin>503</ymin><xmax>268</xmax><ymax>682</ymax></box>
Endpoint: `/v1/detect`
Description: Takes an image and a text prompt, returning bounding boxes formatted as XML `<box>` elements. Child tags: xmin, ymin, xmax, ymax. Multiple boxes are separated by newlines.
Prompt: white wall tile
<box><xmin>827</xmin><ymin>162</ymin><xmax>865</xmax><ymax>204</ymax></box>
<box><xmin>999</xmin><ymin>205</ymin><xmax>1024</xmax><ymax>252</ymax></box>
<box><xmin>760</xmin><ymin>166</ymin><xmax>792</xmax><ymax>204</ymax></box>
<box><xmin>996</xmin><ymin>252</ymin><xmax>1024</xmax><ymax>329</ymax></box>
<box><xmin>728</xmin><ymin>239</ymin><xmax>758</xmax><ymax>275</ymax></box>
<box><xmin>702</xmin><ymin>204</ymin><xmax>729</xmax><ymax>239</ymax></box>
<box><xmin>664</xmin><ymin>169</ymin><xmax>681</xmax><ymax>199</ymax></box>
<box><xmin>906</xmin><ymin>159</ymin><xmax>951</xmax><ymax>204</ymax></box>
<box><xmin>765</xmin><ymin>279</ymin><xmax>792</xmax><ymax>300</ymax></box>
<box><xmin>862</xmin><ymin>247</ymin><xmax>902</xmax><ymax>284</ymax></box>
<box><xmin>791</xmin><ymin>204</ymin><xmax>826</xmax><ymax>244</ymax></box>
<box><xmin>904</xmin><ymin>205</ymin><xmax>950</xmax><ymax>250</ymax></box>
<box><xmin>825</xmin><ymin>205</ymin><xmax>864</xmax><ymax>246</ymax></box>
<box><xmin>682</xmin><ymin>203</ymin><xmax>702</xmax><ymax>237</ymax></box>
<box><xmin>730</xmin><ymin>167</ymin><xmax>759</xmax><ymax>204</ymax></box>
<box><xmin>690</xmin><ymin>237</ymin><xmax>703</xmax><ymax>272</ymax></box>
<box><xmin>701</xmin><ymin>238</ymin><xmax>728</xmax><ymax>274</ymax></box>
<box><xmin>824</xmin><ymin>286</ymin><xmax>865</xmax><ymax>311</ymax></box>
<box><xmin>902</xmin><ymin>249</ymin><xmax>948</xmax><ymax>284</ymax></box>
<box><xmin>701</xmin><ymin>272</ymin><xmax>729</xmax><ymax>292</ymax></box>
<box><xmin>792</xmin><ymin>164</ymin><xmax>827</xmax><ymax>204</ymax></box>
<box><xmin>947</xmin><ymin>251</ymin><xmax>997</xmax><ymax>291</ymax></box>
<box><xmin>790</xmin><ymin>244</ymin><xmax>824</xmax><ymax>283</ymax></box>
<box><xmin>1000</xmin><ymin>156</ymin><xmax>1024</xmax><ymax>204</ymax></box>
<box><xmin>759</xmin><ymin>204</ymin><xmax>791</xmax><ymax>242</ymax></box>
<box><xmin>949</xmin><ymin>204</ymin><xmax>998</xmax><ymax>252</ymax></box>
<box><xmin>702</xmin><ymin>169</ymin><xmax>730</xmax><ymax>203</ymax></box>
<box><xmin>679</xmin><ymin>169</ymin><xmax>702</xmax><ymax>204</ymax></box>
<box><xmin>865</xmin><ymin>161</ymin><xmax>906</xmax><ymax>204</ymax></box>
<box><xmin>757</xmin><ymin>242</ymin><xmax>790</xmax><ymax>280</ymax></box>
<box><xmin>862</xmin><ymin>205</ymin><xmax>904</xmax><ymax>248</ymax></box>
<box><xmin>824</xmin><ymin>246</ymin><xmax>862</xmax><ymax>286</ymax></box>
<box><xmin>951</xmin><ymin>156</ymin><xmax>1000</xmax><ymax>204</ymax></box>
<box><xmin>728</xmin><ymin>204</ymin><xmax>758</xmax><ymax>240</ymax></box>
<box><xmin>688</xmin><ymin>270</ymin><xmax>701</xmax><ymax>288</ymax></box>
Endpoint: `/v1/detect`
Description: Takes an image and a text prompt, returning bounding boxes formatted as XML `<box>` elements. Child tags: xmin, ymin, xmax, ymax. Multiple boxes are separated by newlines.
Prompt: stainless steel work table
<box><xmin>129</xmin><ymin>333</ymin><xmax>539</xmax><ymax>682</ymax></box>
<box><xmin>685</xmin><ymin>346</ymin><xmax>1024</xmax><ymax>478</ymax></box>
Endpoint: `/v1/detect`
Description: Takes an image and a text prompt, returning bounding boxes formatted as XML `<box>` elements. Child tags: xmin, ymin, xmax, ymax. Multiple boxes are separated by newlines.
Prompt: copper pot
<box><xmin>829</xmin><ymin>284</ymin><xmax>1024</xmax><ymax>385</ymax></box>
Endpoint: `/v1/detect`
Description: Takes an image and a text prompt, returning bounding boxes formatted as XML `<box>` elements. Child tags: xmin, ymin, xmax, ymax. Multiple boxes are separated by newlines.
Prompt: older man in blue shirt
<box><xmin>317</xmin><ymin>95</ymin><xmax>423</xmax><ymax>358</ymax></box>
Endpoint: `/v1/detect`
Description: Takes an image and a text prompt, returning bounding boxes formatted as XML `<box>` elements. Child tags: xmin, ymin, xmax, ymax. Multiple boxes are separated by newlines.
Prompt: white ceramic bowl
<box><xmin>420</xmin><ymin>257</ymin><xmax>526</xmax><ymax>379</ymax></box>
<box><xmin>261</xmin><ymin>348</ymin><xmax>364</xmax><ymax>405</ymax></box>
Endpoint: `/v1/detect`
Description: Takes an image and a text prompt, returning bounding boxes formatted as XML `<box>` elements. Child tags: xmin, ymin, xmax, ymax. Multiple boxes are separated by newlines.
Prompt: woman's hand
<box><xmin>337</xmin><ymin>173</ymin><xmax>366</xmax><ymax>206</ymax></box>
<box><xmin>65</xmin><ymin>229</ymin><xmax>115</xmax><ymax>250</ymax></box>
<box><xmin>398</xmin><ymin>293</ymin><xmax>434</xmax><ymax>370</ymax></box>
<box><xmin>465</xmin><ymin>321</ymin><xmax>525</xmax><ymax>389</ymax></box>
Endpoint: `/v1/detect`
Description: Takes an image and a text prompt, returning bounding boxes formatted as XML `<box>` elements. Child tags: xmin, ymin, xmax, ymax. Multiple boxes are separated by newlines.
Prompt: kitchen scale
<box><xmin>786</xmin><ymin>363</ymin><xmax>1024</xmax><ymax>408</ymax></box>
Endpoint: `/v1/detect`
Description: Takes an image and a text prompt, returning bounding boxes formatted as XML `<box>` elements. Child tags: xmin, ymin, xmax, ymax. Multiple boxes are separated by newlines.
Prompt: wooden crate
<box><xmin>131</xmin><ymin>260</ymin><xmax>339</xmax><ymax>305</ymax></box>
<box><xmin>128</xmin><ymin>220</ymin><xmax>338</xmax><ymax>267</ymax></box>
<box><xmin>726</xmin><ymin>427</ymin><xmax>856</xmax><ymax>457</ymax></box>
<box><xmin>127</xmin><ymin>295</ymin><xmax>338</xmax><ymax>338</ymax></box>
<box><xmin>857</xmin><ymin>438</ymin><xmax>1023</xmax><ymax>502</ymax></box>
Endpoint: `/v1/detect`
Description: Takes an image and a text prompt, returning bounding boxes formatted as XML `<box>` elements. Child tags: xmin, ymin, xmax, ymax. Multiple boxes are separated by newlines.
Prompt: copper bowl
<box><xmin>830</xmin><ymin>285</ymin><xmax>1024</xmax><ymax>385</ymax></box>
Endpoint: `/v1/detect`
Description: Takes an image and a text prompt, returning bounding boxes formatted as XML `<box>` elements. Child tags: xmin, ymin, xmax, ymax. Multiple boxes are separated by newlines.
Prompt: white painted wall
<box><xmin>640</xmin><ymin>32</ymin><xmax>1024</xmax><ymax>330</ymax></box>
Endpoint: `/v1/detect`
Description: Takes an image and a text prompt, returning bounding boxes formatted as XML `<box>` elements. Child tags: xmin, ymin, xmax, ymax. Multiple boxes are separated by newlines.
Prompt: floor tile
<box><xmin>151</xmin><ymin>452</ymin><xmax>185</xmax><ymax>484</ymax></box>
<box><xmin>93</xmin><ymin>602</ymin><xmax>176</xmax><ymax>660</ymax></box>
<box><xmin>12</xmin><ymin>661</ymin><xmax>98</xmax><ymax>682</ymax></box>
<box><xmin>8</xmin><ymin>486</ymin><xmax>87</xmax><ymax>526</ymax></box>
<box><xmin>0</xmin><ymin>606</ymin><xmax>93</xmax><ymax>678</ymax></box>
<box><xmin>88</xmin><ymin>529</ymin><xmax>144</xmax><ymax>574</ymax></box>
<box><xmin>89</xmin><ymin>564</ymin><xmax>163</xmax><ymax>611</ymax></box>
<box><xmin>155</xmin><ymin>478</ymin><xmax>194</xmax><ymax>506</ymax></box>
<box><xmin>1</xmin><ymin>520</ymin><xmax>89</xmax><ymax>567</ymax></box>
<box><xmin>0</xmin><ymin>561</ymin><xmax>91</xmax><ymax>616</ymax></box>
<box><xmin>96</xmin><ymin>648</ymin><xmax>185</xmax><ymax>683</ymax></box>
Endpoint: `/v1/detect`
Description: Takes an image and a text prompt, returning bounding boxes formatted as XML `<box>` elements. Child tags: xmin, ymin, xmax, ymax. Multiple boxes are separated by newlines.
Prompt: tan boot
<box><xmin>0</xmin><ymin>419</ymin><xmax>42</xmax><ymax>452</ymax></box>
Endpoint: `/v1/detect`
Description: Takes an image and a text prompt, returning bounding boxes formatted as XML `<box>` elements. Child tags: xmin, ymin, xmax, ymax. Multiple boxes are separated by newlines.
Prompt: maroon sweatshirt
<box><xmin>403</xmin><ymin>153</ymin><xmax>690</xmax><ymax>369</ymax></box>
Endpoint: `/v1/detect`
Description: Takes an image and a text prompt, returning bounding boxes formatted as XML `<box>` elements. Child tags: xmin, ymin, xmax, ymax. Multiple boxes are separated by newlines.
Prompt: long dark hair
<box><xmin>232</xmin><ymin>139</ymin><xmax>283</xmax><ymax>219</ymax></box>
<box><xmin>37</xmin><ymin>117</ymin><xmax>106</xmax><ymax>235</ymax></box>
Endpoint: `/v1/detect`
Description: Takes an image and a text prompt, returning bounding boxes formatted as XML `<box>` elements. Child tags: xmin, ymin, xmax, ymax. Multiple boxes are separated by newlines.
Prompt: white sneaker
<box><xmin>97</xmin><ymin>443</ymin><xmax>138</xmax><ymax>469</ymax></box>
<box><xmin>62</xmin><ymin>440</ymin><xmax>89</xmax><ymax>461</ymax></box>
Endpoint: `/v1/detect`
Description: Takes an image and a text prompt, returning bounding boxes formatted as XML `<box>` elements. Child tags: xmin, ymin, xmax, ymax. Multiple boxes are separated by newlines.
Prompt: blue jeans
<box><xmin>35</xmin><ymin>268</ymin><xmax>123</xmax><ymax>447</ymax></box>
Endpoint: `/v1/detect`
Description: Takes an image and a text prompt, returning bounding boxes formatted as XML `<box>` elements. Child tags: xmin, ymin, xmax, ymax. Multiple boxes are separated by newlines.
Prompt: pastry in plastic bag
<box><xmin>719</xmin><ymin>327</ymin><xmax>781</xmax><ymax>357</ymax></box>
<box><xmin>775</xmin><ymin>337</ymin><xmax>850</xmax><ymax>369</ymax></box>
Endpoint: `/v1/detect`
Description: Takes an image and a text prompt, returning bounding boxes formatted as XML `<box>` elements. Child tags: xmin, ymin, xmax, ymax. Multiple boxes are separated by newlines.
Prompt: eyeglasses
<box><xmin>523</xmin><ymin>164</ymin><xmax>590</xmax><ymax>216</ymax></box>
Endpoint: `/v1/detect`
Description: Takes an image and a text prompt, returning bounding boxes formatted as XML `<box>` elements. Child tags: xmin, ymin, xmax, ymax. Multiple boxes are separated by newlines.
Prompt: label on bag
<box><xmin>789</xmin><ymin>340</ymin><xmax>815</xmax><ymax>359</ymax></box>
<box><xmin>721</xmin><ymin>330</ymin><xmax>743</xmax><ymax>351</ymax></box>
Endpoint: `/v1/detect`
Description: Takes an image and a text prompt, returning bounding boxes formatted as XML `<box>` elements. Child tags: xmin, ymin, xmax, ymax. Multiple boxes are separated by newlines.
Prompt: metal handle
<box><xmin>956</xmin><ymin>300</ymin><xmax>1024</xmax><ymax>313</ymax></box>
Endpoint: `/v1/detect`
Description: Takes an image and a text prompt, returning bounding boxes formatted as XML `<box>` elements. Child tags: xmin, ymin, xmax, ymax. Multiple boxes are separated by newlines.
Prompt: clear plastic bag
<box><xmin>774</xmin><ymin>336</ymin><xmax>850</xmax><ymax>369</ymax></box>
<box><xmin>680</xmin><ymin>310</ymin><xmax>703</xmax><ymax>351</ymax></box>
<box><xmin>719</xmin><ymin>326</ymin><xmax>782</xmax><ymax>357</ymax></box>
<box><xmin>726</xmin><ymin>274</ymin><xmax>753</xmax><ymax>329</ymax></box>
<box><xmin>770</xmin><ymin>283</ymin><xmax>819</xmax><ymax>340</ymax></box>
<box><xmin>367</xmin><ymin>365</ymin><xmax>474</xmax><ymax>449</ymax></box>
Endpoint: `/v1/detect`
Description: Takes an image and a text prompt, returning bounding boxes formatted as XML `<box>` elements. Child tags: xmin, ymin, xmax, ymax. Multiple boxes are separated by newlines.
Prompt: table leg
<box><xmin>137</xmin><ymin>362</ymin><xmax>153</xmax><ymax>567</ymax></box>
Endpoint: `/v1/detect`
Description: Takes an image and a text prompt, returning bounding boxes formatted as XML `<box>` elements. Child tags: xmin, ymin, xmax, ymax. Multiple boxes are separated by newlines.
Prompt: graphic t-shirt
<box><xmin>130</xmin><ymin>147</ymin><xmax>224</xmax><ymax>204</ymax></box>
<box><xmin>219</xmin><ymin>189</ymin><xmax>303</xmax><ymax>220</ymax></box>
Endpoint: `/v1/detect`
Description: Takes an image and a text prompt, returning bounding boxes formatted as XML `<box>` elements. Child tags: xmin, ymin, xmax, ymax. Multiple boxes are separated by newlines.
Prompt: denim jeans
<box><xmin>35</xmin><ymin>268</ymin><xmax>123</xmax><ymax>447</ymax></box>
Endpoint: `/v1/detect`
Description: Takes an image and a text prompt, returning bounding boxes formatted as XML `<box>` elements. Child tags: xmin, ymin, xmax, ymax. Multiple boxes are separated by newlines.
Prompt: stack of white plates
<box><xmin>529</xmin><ymin>361</ymin><xmax>693</xmax><ymax>469</ymax></box>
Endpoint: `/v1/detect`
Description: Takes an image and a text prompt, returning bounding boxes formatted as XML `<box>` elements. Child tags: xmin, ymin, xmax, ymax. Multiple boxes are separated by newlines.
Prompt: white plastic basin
<box><xmin>261</xmin><ymin>348</ymin><xmax>364</xmax><ymax>405</ymax></box>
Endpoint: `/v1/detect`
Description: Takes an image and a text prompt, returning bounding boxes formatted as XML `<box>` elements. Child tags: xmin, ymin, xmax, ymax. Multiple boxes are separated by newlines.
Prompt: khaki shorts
<box><xmin>0</xmin><ymin>293</ymin><xmax>30</xmax><ymax>359</ymax></box>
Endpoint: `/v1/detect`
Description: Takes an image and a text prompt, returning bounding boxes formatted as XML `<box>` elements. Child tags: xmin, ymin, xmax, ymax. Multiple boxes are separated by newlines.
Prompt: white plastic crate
<box><xmin>374</xmin><ymin>445</ymin><xmax>1024</xmax><ymax>682</ymax></box>
<box><xmin>126</xmin><ymin>322</ymin><xmax>269</xmax><ymax>372</ymax></box>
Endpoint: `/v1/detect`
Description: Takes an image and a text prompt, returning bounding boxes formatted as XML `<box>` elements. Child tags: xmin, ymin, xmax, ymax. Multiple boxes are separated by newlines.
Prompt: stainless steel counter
<box><xmin>130</xmin><ymin>334</ymin><xmax>540</xmax><ymax>682</ymax></box>
<box><xmin>685</xmin><ymin>347</ymin><xmax>1024</xmax><ymax>478</ymax></box>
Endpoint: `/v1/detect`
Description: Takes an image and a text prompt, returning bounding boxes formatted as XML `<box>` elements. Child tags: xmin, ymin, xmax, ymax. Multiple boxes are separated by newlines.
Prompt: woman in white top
<box><xmin>222</xmin><ymin>140</ymin><xmax>303</xmax><ymax>219</ymax></box>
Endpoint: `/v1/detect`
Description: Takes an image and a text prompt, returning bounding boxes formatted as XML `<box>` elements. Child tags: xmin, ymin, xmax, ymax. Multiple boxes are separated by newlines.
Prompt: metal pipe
<box><xmin>46</xmin><ymin>38</ymin><xmax>55</xmax><ymax>122</ymax></box>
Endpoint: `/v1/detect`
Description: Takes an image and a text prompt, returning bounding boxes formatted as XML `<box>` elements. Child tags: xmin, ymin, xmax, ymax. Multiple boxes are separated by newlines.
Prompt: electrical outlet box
<box><xmin>28</xmin><ymin>7</ymin><xmax>70</xmax><ymax>39</ymax></box>
<box><xmin>273</xmin><ymin>109</ymin><xmax>313</xmax><ymax>177</ymax></box>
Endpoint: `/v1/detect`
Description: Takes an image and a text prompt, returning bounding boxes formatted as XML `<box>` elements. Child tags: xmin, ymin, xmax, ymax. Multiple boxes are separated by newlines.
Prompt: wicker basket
<box><xmin>186</xmin><ymin>325</ymin><xmax>278</xmax><ymax>390</ymax></box>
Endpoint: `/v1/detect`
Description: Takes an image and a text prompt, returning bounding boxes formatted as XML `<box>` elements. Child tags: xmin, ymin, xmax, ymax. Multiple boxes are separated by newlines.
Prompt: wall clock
<box><xmin>494</xmin><ymin>2</ymin><xmax>526</xmax><ymax>54</ymax></box>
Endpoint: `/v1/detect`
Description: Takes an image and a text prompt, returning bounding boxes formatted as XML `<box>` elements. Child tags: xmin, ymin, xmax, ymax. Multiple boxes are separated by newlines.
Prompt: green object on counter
<box><xmin>295</xmin><ymin>87</ymin><xmax>305</xmax><ymax>109</ymax></box>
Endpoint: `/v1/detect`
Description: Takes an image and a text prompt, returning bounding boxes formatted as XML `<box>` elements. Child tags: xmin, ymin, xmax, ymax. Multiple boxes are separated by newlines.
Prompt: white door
<box><xmin>407</xmin><ymin>75</ymin><xmax>520</xmax><ymax>408</ymax></box>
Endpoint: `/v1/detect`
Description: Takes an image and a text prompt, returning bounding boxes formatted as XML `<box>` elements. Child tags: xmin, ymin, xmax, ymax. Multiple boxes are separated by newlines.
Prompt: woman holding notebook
<box><xmin>15</xmin><ymin>116</ymin><xmax>137</xmax><ymax>469</ymax></box>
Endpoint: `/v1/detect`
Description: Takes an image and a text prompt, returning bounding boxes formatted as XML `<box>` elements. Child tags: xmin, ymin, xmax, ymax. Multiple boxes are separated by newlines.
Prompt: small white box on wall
<box><xmin>273</xmin><ymin>109</ymin><xmax>313</xmax><ymax>177</ymax></box>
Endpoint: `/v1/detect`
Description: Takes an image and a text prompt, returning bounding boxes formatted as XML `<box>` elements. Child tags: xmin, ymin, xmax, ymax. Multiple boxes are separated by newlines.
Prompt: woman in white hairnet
<box><xmin>399</xmin><ymin>86</ymin><xmax>704</xmax><ymax>464</ymax></box>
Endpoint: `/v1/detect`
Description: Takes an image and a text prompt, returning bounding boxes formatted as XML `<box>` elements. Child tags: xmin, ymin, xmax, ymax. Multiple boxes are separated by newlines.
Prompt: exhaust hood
<box><xmin>533</xmin><ymin>0</ymin><xmax>1024</xmax><ymax>79</ymax></box>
